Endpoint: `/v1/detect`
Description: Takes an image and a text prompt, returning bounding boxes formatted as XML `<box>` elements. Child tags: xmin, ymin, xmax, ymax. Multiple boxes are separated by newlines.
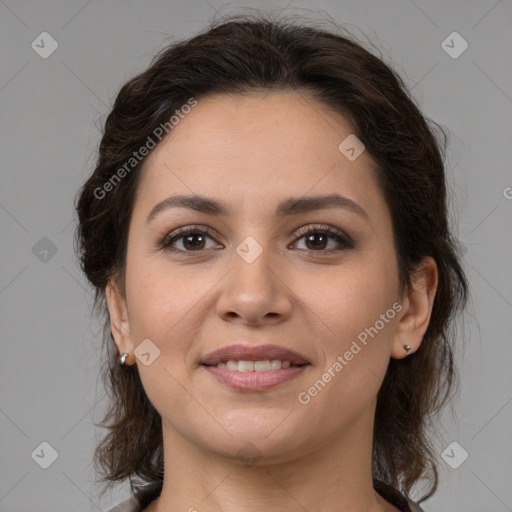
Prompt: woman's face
<box><xmin>109</xmin><ymin>92</ymin><xmax>415</xmax><ymax>462</ymax></box>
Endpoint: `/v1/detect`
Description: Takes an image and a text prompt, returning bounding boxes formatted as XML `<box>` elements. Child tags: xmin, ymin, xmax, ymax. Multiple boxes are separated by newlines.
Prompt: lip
<box><xmin>200</xmin><ymin>343</ymin><xmax>311</xmax><ymax>392</ymax></box>
<box><xmin>202</xmin><ymin>364</ymin><xmax>309</xmax><ymax>391</ymax></box>
<box><xmin>200</xmin><ymin>343</ymin><xmax>311</xmax><ymax>366</ymax></box>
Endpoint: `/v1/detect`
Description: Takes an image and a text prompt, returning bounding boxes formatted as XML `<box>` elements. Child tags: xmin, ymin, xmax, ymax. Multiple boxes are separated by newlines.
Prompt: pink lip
<box><xmin>200</xmin><ymin>343</ymin><xmax>311</xmax><ymax>392</ymax></box>
<box><xmin>200</xmin><ymin>343</ymin><xmax>310</xmax><ymax>366</ymax></box>
<box><xmin>202</xmin><ymin>365</ymin><xmax>309</xmax><ymax>391</ymax></box>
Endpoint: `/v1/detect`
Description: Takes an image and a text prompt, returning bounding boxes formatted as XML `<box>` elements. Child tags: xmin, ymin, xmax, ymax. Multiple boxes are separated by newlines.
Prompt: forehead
<box><xmin>146</xmin><ymin>91</ymin><xmax>357</xmax><ymax>164</ymax></box>
<box><xmin>134</xmin><ymin>92</ymin><xmax>384</xmax><ymax>220</ymax></box>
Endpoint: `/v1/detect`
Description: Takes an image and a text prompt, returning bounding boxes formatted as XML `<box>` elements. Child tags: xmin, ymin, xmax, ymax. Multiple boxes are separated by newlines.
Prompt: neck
<box><xmin>153</xmin><ymin>406</ymin><xmax>399</xmax><ymax>512</ymax></box>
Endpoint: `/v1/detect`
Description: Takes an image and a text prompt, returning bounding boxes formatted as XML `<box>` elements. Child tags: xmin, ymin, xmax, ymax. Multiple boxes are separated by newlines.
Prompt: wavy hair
<box><xmin>75</xmin><ymin>13</ymin><xmax>469</xmax><ymax>504</ymax></box>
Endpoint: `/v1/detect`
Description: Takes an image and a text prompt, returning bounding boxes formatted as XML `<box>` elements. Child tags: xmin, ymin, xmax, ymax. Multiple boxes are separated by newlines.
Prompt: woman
<box><xmin>75</xmin><ymin>13</ymin><xmax>468</xmax><ymax>512</ymax></box>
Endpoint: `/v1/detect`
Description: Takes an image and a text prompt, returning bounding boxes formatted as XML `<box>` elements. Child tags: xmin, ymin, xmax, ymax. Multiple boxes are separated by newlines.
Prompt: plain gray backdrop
<box><xmin>1</xmin><ymin>1</ymin><xmax>511</xmax><ymax>511</ymax></box>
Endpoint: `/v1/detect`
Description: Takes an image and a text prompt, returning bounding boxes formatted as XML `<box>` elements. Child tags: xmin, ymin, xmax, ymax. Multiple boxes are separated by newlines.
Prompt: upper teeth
<box><xmin>216</xmin><ymin>360</ymin><xmax>292</xmax><ymax>371</ymax></box>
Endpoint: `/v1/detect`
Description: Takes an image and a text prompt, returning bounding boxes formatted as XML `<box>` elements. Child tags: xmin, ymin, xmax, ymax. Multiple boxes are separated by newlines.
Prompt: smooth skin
<box><xmin>106</xmin><ymin>91</ymin><xmax>438</xmax><ymax>512</ymax></box>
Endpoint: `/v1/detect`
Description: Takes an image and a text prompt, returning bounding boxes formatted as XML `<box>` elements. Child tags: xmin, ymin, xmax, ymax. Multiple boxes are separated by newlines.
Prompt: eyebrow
<box><xmin>145</xmin><ymin>193</ymin><xmax>369</xmax><ymax>225</ymax></box>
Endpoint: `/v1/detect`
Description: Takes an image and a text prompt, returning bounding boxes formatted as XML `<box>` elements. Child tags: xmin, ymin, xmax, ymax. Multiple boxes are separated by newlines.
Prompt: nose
<box><xmin>216</xmin><ymin>246</ymin><xmax>293</xmax><ymax>326</ymax></box>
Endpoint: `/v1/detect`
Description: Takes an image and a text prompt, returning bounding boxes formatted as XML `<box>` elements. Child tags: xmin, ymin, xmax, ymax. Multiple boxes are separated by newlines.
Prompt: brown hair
<box><xmin>75</xmin><ymin>13</ymin><xmax>468</xmax><ymax>504</ymax></box>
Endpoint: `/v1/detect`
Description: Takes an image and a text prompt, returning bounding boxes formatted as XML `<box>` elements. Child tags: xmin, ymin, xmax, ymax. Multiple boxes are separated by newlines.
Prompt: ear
<box><xmin>105</xmin><ymin>279</ymin><xmax>136</xmax><ymax>366</ymax></box>
<box><xmin>391</xmin><ymin>256</ymin><xmax>438</xmax><ymax>359</ymax></box>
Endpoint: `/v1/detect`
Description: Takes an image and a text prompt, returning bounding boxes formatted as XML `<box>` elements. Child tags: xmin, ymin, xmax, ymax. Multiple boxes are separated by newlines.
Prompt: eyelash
<box><xmin>158</xmin><ymin>224</ymin><xmax>354</xmax><ymax>256</ymax></box>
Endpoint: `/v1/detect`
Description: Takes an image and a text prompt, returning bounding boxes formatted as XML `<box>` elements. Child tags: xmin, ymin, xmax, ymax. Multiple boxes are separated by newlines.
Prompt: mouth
<box><xmin>200</xmin><ymin>343</ymin><xmax>311</xmax><ymax>391</ymax></box>
<box><xmin>202</xmin><ymin>359</ymin><xmax>307</xmax><ymax>371</ymax></box>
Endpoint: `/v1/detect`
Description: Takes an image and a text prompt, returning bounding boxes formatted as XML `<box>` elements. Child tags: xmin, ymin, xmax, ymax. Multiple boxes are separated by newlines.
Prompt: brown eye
<box><xmin>181</xmin><ymin>233</ymin><xmax>207</xmax><ymax>250</ymax></box>
<box><xmin>303</xmin><ymin>232</ymin><xmax>329</xmax><ymax>250</ymax></box>
<box><xmin>160</xmin><ymin>226</ymin><xmax>220</xmax><ymax>254</ymax></box>
<box><xmin>292</xmin><ymin>225</ymin><xmax>354</xmax><ymax>253</ymax></box>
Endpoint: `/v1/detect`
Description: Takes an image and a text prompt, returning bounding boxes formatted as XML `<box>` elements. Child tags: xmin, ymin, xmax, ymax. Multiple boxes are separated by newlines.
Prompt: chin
<box><xmin>205</xmin><ymin>437</ymin><xmax>305</xmax><ymax>467</ymax></box>
<box><xmin>198</xmin><ymin>415</ymin><xmax>312</xmax><ymax>463</ymax></box>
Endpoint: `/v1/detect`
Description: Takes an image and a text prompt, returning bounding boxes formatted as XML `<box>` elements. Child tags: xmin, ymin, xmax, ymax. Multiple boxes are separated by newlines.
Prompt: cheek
<box><xmin>297</xmin><ymin>268</ymin><xmax>398</xmax><ymax>427</ymax></box>
<box><xmin>124</xmin><ymin>257</ymin><xmax>195</xmax><ymax>352</ymax></box>
<box><xmin>123</xmin><ymin>261</ymin><xmax>202</xmax><ymax>412</ymax></box>
<box><xmin>296</xmin><ymin>253</ymin><xmax>399</xmax><ymax>407</ymax></box>
<box><xmin>127</xmin><ymin>277</ymin><xmax>175</xmax><ymax>337</ymax></box>
<box><xmin>124</xmin><ymin>255</ymin><xmax>227</xmax><ymax>374</ymax></box>
<box><xmin>297</xmin><ymin>254</ymin><xmax>398</xmax><ymax>341</ymax></box>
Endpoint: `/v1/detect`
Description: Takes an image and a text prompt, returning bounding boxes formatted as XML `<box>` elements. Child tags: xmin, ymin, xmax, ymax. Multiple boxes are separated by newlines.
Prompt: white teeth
<box><xmin>238</xmin><ymin>360</ymin><xmax>254</xmax><ymax>372</ymax></box>
<box><xmin>270</xmin><ymin>359</ymin><xmax>282</xmax><ymax>370</ymax></box>
<box><xmin>254</xmin><ymin>360</ymin><xmax>271</xmax><ymax>371</ymax></box>
<box><xmin>216</xmin><ymin>359</ymin><xmax>295</xmax><ymax>371</ymax></box>
<box><xmin>226</xmin><ymin>360</ymin><xmax>239</xmax><ymax>371</ymax></box>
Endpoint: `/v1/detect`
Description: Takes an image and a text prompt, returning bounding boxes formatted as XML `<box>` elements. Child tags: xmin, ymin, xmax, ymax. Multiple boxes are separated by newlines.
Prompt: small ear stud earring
<box><xmin>403</xmin><ymin>345</ymin><xmax>415</xmax><ymax>359</ymax></box>
<box><xmin>119</xmin><ymin>352</ymin><xmax>130</xmax><ymax>367</ymax></box>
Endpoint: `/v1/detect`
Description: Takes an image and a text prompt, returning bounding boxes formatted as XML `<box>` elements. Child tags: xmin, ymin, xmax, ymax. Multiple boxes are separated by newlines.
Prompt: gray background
<box><xmin>1</xmin><ymin>1</ymin><xmax>511</xmax><ymax>511</ymax></box>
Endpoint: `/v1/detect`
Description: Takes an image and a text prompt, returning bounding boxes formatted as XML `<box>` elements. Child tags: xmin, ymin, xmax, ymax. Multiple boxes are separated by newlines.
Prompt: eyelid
<box><xmin>158</xmin><ymin>223</ymin><xmax>354</xmax><ymax>254</ymax></box>
<box><xmin>290</xmin><ymin>224</ymin><xmax>354</xmax><ymax>251</ymax></box>
<box><xmin>292</xmin><ymin>223</ymin><xmax>345</xmax><ymax>239</ymax></box>
<box><xmin>157</xmin><ymin>224</ymin><xmax>219</xmax><ymax>249</ymax></box>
